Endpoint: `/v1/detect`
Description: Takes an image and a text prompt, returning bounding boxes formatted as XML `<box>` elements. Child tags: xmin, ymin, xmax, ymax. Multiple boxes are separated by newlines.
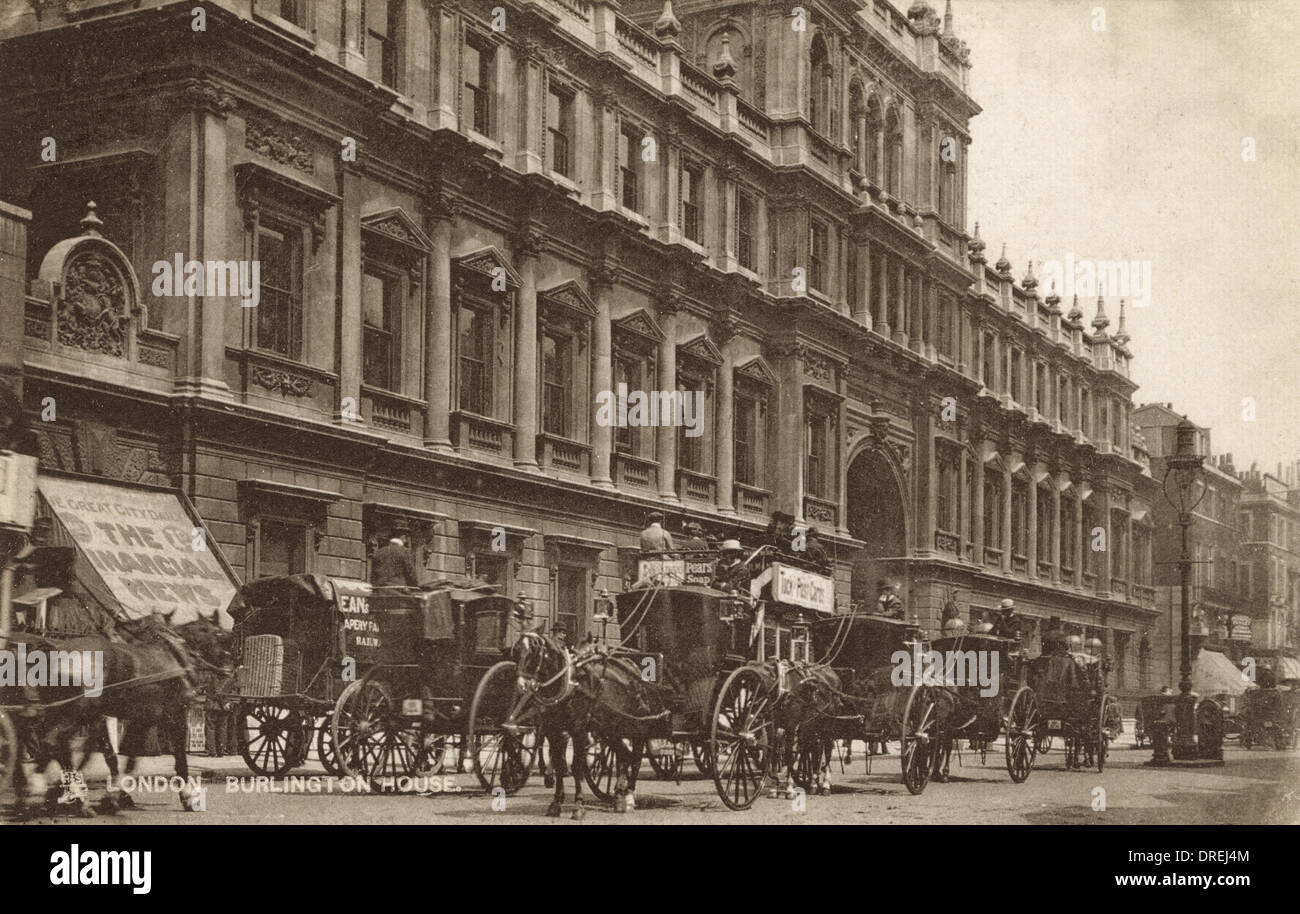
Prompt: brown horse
<box><xmin>10</xmin><ymin>612</ymin><xmax>232</xmax><ymax>815</ymax></box>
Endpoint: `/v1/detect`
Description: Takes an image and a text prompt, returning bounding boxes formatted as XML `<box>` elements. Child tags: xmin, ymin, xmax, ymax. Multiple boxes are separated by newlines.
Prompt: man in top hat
<box><xmin>371</xmin><ymin>525</ymin><xmax>420</xmax><ymax>587</ymax></box>
<box><xmin>993</xmin><ymin>598</ymin><xmax>1019</xmax><ymax>639</ymax></box>
<box><xmin>640</xmin><ymin>511</ymin><xmax>674</xmax><ymax>553</ymax></box>
<box><xmin>678</xmin><ymin>521</ymin><xmax>709</xmax><ymax>553</ymax></box>
<box><xmin>803</xmin><ymin>527</ymin><xmax>830</xmax><ymax>572</ymax></box>
<box><xmin>876</xmin><ymin>580</ymin><xmax>904</xmax><ymax>619</ymax></box>
<box><xmin>766</xmin><ymin>511</ymin><xmax>796</xmax><ymax>554</ymax></box>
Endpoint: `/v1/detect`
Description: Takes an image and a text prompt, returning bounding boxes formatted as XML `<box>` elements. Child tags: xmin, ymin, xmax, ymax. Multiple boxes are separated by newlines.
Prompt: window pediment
<box><xmin>539</xmin><ymin>280</ymin><xmax>597</xmax><ymax>319</ymax></box>
<box><xmin>735</xmin><ymin>355</ymin><xmax>777</xmax><ymax>388</ymax></box>
<box><xmin>454</xmin><ymin>246</ymin><xmax>520</xmax><ymax>290</ymax></box>
<box><xmin>678</xmin><ymin>334</ymin><xmax>722</xmax><ymax>368</ymax></box>
<box><xmin>613</xmin><ymin>309</ymin><xmax>664</xmax><ymax>348</ymax></box>
<box><xmin>362</xmin><ymin>207</ymin><xmax>433</xmax><ymax>262</ymax></box>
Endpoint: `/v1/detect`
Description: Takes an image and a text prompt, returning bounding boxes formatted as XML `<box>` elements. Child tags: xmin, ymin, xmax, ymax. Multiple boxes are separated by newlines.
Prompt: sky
<box><xmin>954</xmin><ymin>0</ymin><xmax>1300</xmax><ymax>476</ymax></box>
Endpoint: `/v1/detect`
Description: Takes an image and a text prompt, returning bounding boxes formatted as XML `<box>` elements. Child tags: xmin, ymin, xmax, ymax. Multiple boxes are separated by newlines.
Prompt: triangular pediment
<box><xmin>454</xmin><ymin>245</ymin><xmax>521</xmax><ymax>289</ymax></box>
<box><xmin>361</xmin><ymin>207</ymin><xmax>433</xmax><ymax>252</ymax></box>
<box><xmin>735</xmin><ymin>355</ymin><xmax>777</xmax><ymax>387</ymax></box>
<box><xmin>539</xmin><ymin>280</ymin><xmax>597</xmax><ymax>317</ymax></box>
<box><xmin>612</xmin><ymin>309</ymin><xmax>664</xmax><ymax>344</ymax></box>
<box><xmin>678</xmin><ymin>335</ymin><xmax>722</xmax><ymax>366</ymax></box>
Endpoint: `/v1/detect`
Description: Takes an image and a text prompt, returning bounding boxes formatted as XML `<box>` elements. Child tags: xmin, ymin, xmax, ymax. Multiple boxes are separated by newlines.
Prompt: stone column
<box><xmin>657</xmin><ymin>297</ymin><xmax>680</xmax><ymax>503</ymax></box>
<box><xmin>1051</xmin><ymin>479</ymin><xmax>1062</xmax><ymax>584</ymax></box>
<box><xmin>589</xmin><ymin>264</ymin><xmax>616</xmax><ymax>488</ymax></box>
<box><xmin>1097</xmin><ymin>486</ymin><xmax>1112</xmax><ymax>596</ymax></box>
<box><xmin>515</xmin><ymin>43</ymin><xmax>544</xmax><ymax>174</ymax></box>
<box><xmin>424</xmin><ymin>198</ymin><xmax>456</xmax><ymax>451</ymax></box>
<box><xmin>1027</xmin><ymin>472</ymin><xmax>1039</xmax><ymax>580</ymax></box>
<box><xmin>856</xmin><ymin>109</ymin><xmax>869</xmax><ymax>176</ymax></box>
<box><xmin>592</xmin><ymin>88</ymin><xmax>619</xmax><ymax>212</ymax></box>
<box><xmin>874</xmin><ymin>125</ymin><xmax>886</xmax><ymax>188</ymax></box>
<box><xmin>958</xmin><ymin>448</ymin><xmax>970</xmax><ymax>560</ymax></box>
<box><xmin>875</xmin><ymin>251</ymin><xmax>891</xmax><ymax>337</ymax></box>
<box><xmin>775</xmin><ymin>345</ymin><xmax>805</xmax><ymax>522</ymax></box>
<box><xmin>910</xmin><ymin>276</ymin><xmax>925</xmax><ymax>356</ymax></box>
<box><xmin>337</xmin><ymin>168</ymin><xmax>363</xmax><ymax>424</ymax></box>
<box><xmin>972</xmin><ymin>445</ymin><xmax>986</xmax><ymax>562</ymax></box>
<box><xmin>1075</xmin><ymin>490</ymin><xmax>1086</xmax><ymax>587</ymax></box>
<box><xmin>1001</xmin><ymin>460</ymin><xmax>1013</xmax><ymax>574</ymax></box>
<box><xmin>893</xmin><ymin>261</ymin><xmax>907</xmax><ymax>347</ymax></box>
<box><xmin>715</xmin><ymin>337</ymin><xmax>736</xmax><ymax>514</ymax></box>
<box><xmin>513</xmin><ymin>233</ymin><xmax>541</xmax><ymax>472</ymax></box>
<box><xmin>1125</xmin><ymin>511</ymin><xmax>1135</xmax><ymax>591</ymax></box>
<box><xmin>854</xmin><ymin>237</ymin><xmax>872</xmax><ymax>329</ymax></box>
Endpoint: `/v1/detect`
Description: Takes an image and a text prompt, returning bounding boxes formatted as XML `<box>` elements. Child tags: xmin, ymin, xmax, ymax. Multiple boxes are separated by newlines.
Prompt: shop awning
<box><xmin>37</xmin><ymin>474</ymin><xmax>240</xmax><ymax>629</ymax></box>
<box><xmin>1193</xmin><ymin>649</ymin><xmax>1255</xmax><ymax>697</ymax></box>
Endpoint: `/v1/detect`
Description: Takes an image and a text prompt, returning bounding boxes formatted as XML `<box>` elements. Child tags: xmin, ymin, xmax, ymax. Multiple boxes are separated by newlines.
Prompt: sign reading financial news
<box><xmin>39</xmin><ymin>477</ymin><xmax>238</xmax><ymax>628</ymax></box>
<box><xmin>770</xmin><ymin>562</ymin><xmax>834</xmax><ymax>614</ymax></box>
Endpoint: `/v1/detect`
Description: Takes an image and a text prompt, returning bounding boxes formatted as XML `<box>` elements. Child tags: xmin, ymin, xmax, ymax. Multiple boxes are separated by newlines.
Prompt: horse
<box><xmin>512</xmin><ymin>630</ymin><xmax>590</xmax><ymax>819</ymax></box>
<box><xmin>773</xmin><ymin>662</ymin><xmax>843</xmax><ymax>797</ymax></box>
<box><xmin>11</xmin><ymin>611</ymin><xmax>232</xmax><ymax>816</ymax></box>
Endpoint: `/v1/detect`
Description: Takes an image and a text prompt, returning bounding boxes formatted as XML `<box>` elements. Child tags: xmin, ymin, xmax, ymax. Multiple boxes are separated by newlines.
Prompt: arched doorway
<box><xmin>846</xmin><ymin>448</ymin><xmax>908</xmax><ymax>606</ymax></box>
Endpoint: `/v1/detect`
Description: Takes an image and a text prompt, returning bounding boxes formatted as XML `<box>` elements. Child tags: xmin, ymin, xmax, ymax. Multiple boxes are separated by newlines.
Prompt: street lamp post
<box><xmin>1162</xmin><ymin>417</ymin><xmax>1206</xmax><ymax>762</ymax></box>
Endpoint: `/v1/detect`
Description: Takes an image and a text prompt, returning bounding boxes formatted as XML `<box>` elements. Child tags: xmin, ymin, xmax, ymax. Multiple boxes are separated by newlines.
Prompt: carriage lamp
<box><xmin>1158</xmin><ymin>416</ymin><xmax>1212</xmax><ymax>764</ymax></box>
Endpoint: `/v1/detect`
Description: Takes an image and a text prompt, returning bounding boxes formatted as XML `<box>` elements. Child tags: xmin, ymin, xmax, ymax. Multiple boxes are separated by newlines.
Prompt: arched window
<box><xmin>849</xmin><ymin>82</ymin><xmax>864</xmax><ymax>174</ymax></box>
<box><xmin>884</xmin><ymin>107</ymin><xmax>902</xmax><ymax>197</ymax></box>
<box><xmin>865</xmin><ymin>96</ymin><xmax>882</xmax><ymax>185</ymax></box>
<box><xmin>809</xmin><ymin>34</ymin><xmax>831</xmax><ymax>135</ymax></box>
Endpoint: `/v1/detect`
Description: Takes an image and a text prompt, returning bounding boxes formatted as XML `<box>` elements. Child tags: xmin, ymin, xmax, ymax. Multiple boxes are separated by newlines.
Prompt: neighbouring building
<box><xmin>1237</xmin><ymin>462</ymin><xmax>1300</xmax><ymax>663</ymax></box>
<box><xmin>0</xmin><ymin>0</ymin><xmax>1159</xmax><ymax>695</ymax></box>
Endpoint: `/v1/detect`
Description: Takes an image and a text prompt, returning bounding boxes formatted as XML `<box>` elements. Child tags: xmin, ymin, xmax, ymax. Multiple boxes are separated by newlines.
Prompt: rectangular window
<box><xmin>682</xmin><ymin>163</ymin><xmax>702</xmax><ymax>244</ymax></box>
<box><xmin>734</xmin><ymin>393</ymin><xmax>758</xmax><ymax>486</ymax></box>
<box><xmin>255</xmin><ymin>220</ymin><xmax>303</xmax><ymax>360</ymax></box>
<box><xmin>809</xmin><ymin>219</ymin><xmax>828</xmax><ymax>292</ymax></box>
<box><xmin>258</xmin><ymin>519</ymin><xmax>307</xmax><ymax>578</ymax></box>
<box><xmin>614</xmin><ymin>355</ymin><xmax>642</xmax><ymax>454</ymax></box>
<box><xmin>984</xmin><ymin>479</ymin><xmax>1001</xmax><ymax>553</ymax></box>
<box><xmin>1010</xmin><ymin>349</ymin><xmax>1022</xmax><ymax>403</ymax></box>
<box><xmin>805</xmin><ymin>411</ymin><xmax>829</xmax><ymax>499</ymax></box>
<box><xmin>982</xmin><ymin>333</ymin><xmax>996</xmax><ymax>389</ymax></box>
<box><xmin>1057</xmin><ymin>375</ymin><xmax>1067</xmax><ymax>424</ymax></box>
<box><xmin>737</xmin><ymin>191</ymin><xmax>756</xmax><ymax>271</ymax></box>
<box><xmin>279</xmin><ymin>0</ymin><xmax>306</xmax><ymax>27</ymax></box>
<box><xmin>474</xmin><ymin>554</ymin><xmax>506</xmax><ymax>588</ymax></box>
<box><xmin>938</xmin><ymin>298</ymin><xmax>954</xmax><ymax>358</ymax></box>
<box><xmin>547</xmin><ymin>85</ymin><xmax>573</xmax><ymax>177</ymax></box>
<box><xmin>362</xmin><ymin>269</ymin><xmax>399</xmax><ymax>391</ymax></box>
<box><xmin>458</xmin><ymin>305</ymin><xmax>493</xmax><ymax>415</ymax></box>
<box><xmin>620</xmin><ymin>124</ymin><xmax>642</xmax><ymax>213</ymax></box>
<box><xmin>556</xmin><ymin>565</ymin><xmax>586</xmax><ymax>642</ymax></box>
<box><xmin>465</xmin><ymin>36</ymin><xmax>493</xmax><ymax>135</ymax></box>
<box><xmin>367</xmin><ymin>0</ymin><xmax>400</xmax><ymax>88</ymax></box>
<box><xmin>1012</xmin><ymin>487</ymin><xmax>1028</xmax><ymax>557</ymax></box>
<box><xmin>542</xmin><ymin>331</ymin><xmax>572</xmax><ymax>437</ymax></box>
<box><xmin>1035</xmin><ymin>363</ymin><xmax>1048</xmax><ymax>415</ymax></box>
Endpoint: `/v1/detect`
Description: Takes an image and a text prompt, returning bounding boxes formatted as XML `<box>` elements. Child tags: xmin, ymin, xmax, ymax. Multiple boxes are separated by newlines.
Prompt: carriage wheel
<box><xmin>315</xmin><ymin>717</ymin><xmax>344</xmax><ymax>776</ymax></box>
<box><xmin>1003</xmin><ymin>686</ymin><xmax>1038</xmax><ymax>784</ymax></box>
<box><xmin>790</xmin><ymin>732</ymin><xmax>826</xmax><ymax>792</ymax></box>
<box><xmin>0</xmin><ymin>710</ymin><xmax>16</xmax><ymax>791</ymax></box>
<box><xmin>237</xmin><ymin>703</ymin><xmax>307</xmax><ymax>776</ymax></box>
<box><xmin>691</xmin><ymin>740</ymin><xmax>714</xmax><ymax>777</ymax></box>
<box><xmin>466</xmin><ymin>661</ymin><xmax>540</xmax><ymax>795</ymax></box>
<box><xmin>710</xmin><ymin>667</ymin><xmax>773</xmax><ymax>810</ymax></box>
<box><xmin>647</xmin><ymin>740</ymin><xmax>686</xmax><ymax>781</ymax></box>
<box><xmin>583</xmin><ymin>734</ymin><xmax>642</xmax><ymax>802</ymax></box>
<box><xmin>1095</xmin><ymin>697</ymin><xmax>1109</xmax><ymax>773</ymax></box>
<box><xmin>331</xmin><ymin>679</ymin><xmax>420</xmax><ymax>782</ymax></box>
<box><xmin>900</xmin><ymin>685</ymin><xmax>936</xmax><ymax>796</ymax></box>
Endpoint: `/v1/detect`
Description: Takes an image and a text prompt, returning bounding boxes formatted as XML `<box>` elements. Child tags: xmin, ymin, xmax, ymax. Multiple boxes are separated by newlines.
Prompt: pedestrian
<box><xmin>639</xmin><ymin>511</ymin><xmax>674</xmax><ymax>553</ymax></box>
<box><xmin>371</xmin><ymin>526</ymin><xmax>420</xmax><ymax>587</ymax></box>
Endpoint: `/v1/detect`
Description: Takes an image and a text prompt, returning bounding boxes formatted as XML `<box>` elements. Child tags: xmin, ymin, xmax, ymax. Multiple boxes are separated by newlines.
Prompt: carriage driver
<box><xmin>712</xmin><ymin>540</ymin><xmax>751</xmax><ymax>593</ymax></box>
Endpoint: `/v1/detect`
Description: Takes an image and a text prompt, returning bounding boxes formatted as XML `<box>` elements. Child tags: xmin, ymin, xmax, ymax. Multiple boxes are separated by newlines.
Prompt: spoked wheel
<box><xmin>691</xmin><ymin>740</ymin><xmax>714</xmax><ymax>776</ymax></box>
<box><xmin>584</xmin><ymin>734</ymin><xmax>642</xmax><ymax>802</ymax></box>
<box><xmin>790</xmin><ymin>732</ymin><xmax>827</xmax><ymax>792</ymax></box>
<box><xmin>1096</xmin><ymin>697</ymin><xmax>1109</xmax><ymax>773</ymax></box>
<box><xmin>710</xmin><ymin>667</ymin><xmax>773</xmax><ymax>810</ymax></box>
<box><xmin>237</xmin><ymin>703</ymin><xmax>307</xmax><ymax>776</ymax></box>
<box><xmin>900</xmin><ymin>685</ymin><xmax>937</xmax><ymax>795</ymax></box>
<box><xmin>0</xmin><ymin>710</ymin><xmax>16</xmax><ymax>792</ymax></box>
<box><xmin>331</xmin><ymin>679</ymin><xmax>420</xmax><ymax>782</ymax></box>
<box><xmin>1004</xmin><ymin>686</ymin><xmax>1038</xmax><ymax>783</ymax></box>
<box><xmin>647</xmin><ymin>740</ymin><xmax>687</xmax><ymax>780</ymax></box>
<box><xmin>466</xmin><ymin>661</ymin><xmax>540</xmax><ymax>795</ymax></box>
<box><xmin>315</xmin><ymin>717</ymin><xmax>344</xmax><ymax>776</ymax></box>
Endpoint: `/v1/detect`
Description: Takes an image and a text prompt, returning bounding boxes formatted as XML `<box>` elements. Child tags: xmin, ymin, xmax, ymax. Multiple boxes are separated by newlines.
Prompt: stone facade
<box><xmin>0</xmin><ymin>0</ymin><xmax>1159</xmax><ymax>688</ymax></box>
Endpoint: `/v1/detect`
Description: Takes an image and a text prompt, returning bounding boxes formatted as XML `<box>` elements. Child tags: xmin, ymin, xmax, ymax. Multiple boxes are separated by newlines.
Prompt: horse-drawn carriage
<box><xmin>223</xmin><ymin>574</ymin><xmax>536</xmax><ymax>788</ymax></box>
<box><xmin>1027</xmin><ymin>641</ymin><xmax>1110</xmax><ymax>772</ymax></box>
<box><xmin>1239</xmin><ymin>680</ymin><xmax>1299</xmax><ymax>750</ymax></box>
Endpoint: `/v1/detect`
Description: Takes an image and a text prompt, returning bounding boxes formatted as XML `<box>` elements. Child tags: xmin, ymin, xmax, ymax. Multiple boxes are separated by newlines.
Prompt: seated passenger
<box><xmin>639</xmin><ymin>511</ymin><xmax>674</xmax><ymax>553</ymax></box>
<box><xmin>876</xmin><ymin>580</ymin><xmax>904</xmax><ymax>619</ymax></box>
<box><xmin>678</xmin><ymin>521</ymin><xmax>709</xmax><ymax>553</ymax></box>
<box><xmin>712</xmin><ymin>540</ymin><xmax>751</xmax><ymax>593</ymax></box>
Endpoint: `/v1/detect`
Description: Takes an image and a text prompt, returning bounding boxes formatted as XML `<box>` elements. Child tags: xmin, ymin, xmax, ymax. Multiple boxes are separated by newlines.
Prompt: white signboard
<box><xmin>636</xmin><ymin>558</ymin><xmax>714</xmax><ymax>587</ymax></box>
<box><xmin>39</xmin><ymin>477</ymin><xmax>238</xmax><ymax>628</ymax></box>
<box><xmin>770</xmin><ymin>563</ymin><xmax>834</xmax><ymax>614</ymax></box>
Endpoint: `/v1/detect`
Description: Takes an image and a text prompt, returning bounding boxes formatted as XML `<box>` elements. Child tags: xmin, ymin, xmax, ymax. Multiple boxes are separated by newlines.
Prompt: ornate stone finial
<box><xmin>1022</xmin><ymin>260</ymin><xmax>1037</xmax><ymax>292</ymax></box>
<box><xmin>80</xmin><ymin>201</ymin><xmax>104</xmax><ymax>237</ymax></box>
<box><xmin>1091</xmin><ymin>289</ymin><xmax>1110</xmax><ymax>331</ymax></box>
<box><xmin>713</xmin><ymin>33</ymin><xmax>737</xmax><ymax>82</ymax></box>
<box><xmin>1067</xmin><ymin>294</ymin><xmax>1083</xmax><ymax>322</ymax></box>
<box><xmin>1115</xmin><ymin>298</ymin><xmax>1130</xmax><ymax>345</ymax></box>
<box><xmin>995</xmin><ymin>243</ymin><xmax>1011</xmax><ymax>276</ymax></box>
<box><xmin>1045</xmin><ymin>278</ymin><xmax>1062</xmax><ymax>311</ymax></box>
<box><xmin>944</xmin><ymin>0</ymin><xmax>954</xmax><ymax>31</ymax></box>
<box><xmin>654</xmin><ymin>0</ymin><xmax>681</xmax><ymax>40</ymax></box>
<box><xmin>968</xmin><ymin>221</ymin><xmax>986</xmax><ymax>258</ymax></box>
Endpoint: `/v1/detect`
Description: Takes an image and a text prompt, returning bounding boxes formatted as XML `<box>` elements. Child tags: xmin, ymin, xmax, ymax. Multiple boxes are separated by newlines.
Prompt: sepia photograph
<box><xmin>0</xmin><ymin>0</ymin><xmax>1294</xmax><ymax>891</ymax></box>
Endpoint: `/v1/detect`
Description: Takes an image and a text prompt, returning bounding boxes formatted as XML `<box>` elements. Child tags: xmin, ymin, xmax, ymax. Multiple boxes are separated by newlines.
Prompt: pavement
<box><xmin>7</xmin><ymin>727</ymin><xmax>1299</xmax><ymax>825</ymax></box>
